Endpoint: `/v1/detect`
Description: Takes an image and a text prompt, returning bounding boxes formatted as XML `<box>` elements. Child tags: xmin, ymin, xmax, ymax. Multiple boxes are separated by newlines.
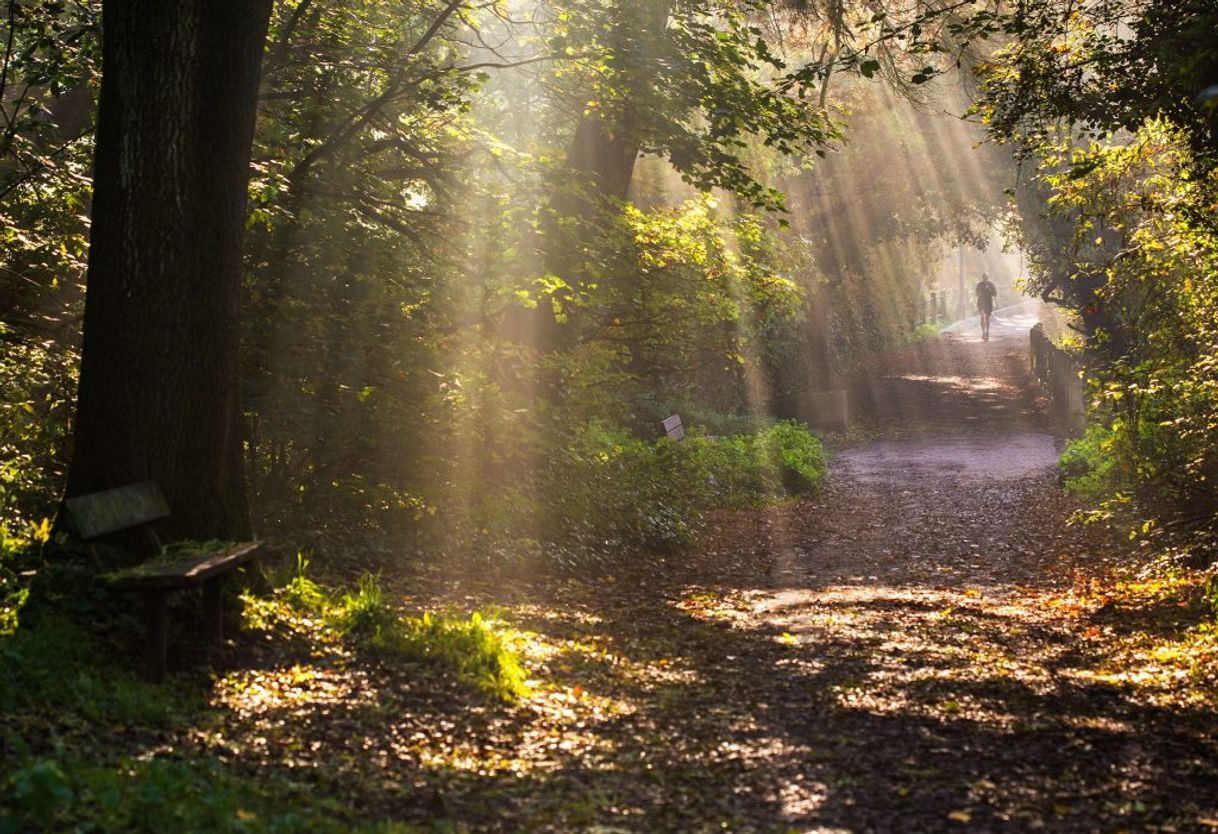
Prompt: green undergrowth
<box><xmin>0</xmin><ymin>557</ymin><xmax>516</xmax><ymax>831</ymax></box>
<box><xmin>899</xmin><ymin>321</ymin><xmax>943</xmax><ymax>347</ymax></box>
<box><xmin>1</xmin><ymin>755</ymin><xmax>420</xmax><ymax>834</ymax></box>
<box><xmin>0</xmin><ymin>563</ymin><xmax>181</xmax><ymax>724</ymax></box>
<box><xmin>0</xmin><ymin>614</ymin><xmax>178</xmax><ymax>724</ymax></box>
<box><xmin>254</xmin><ymin>417</ymin><xmax>828</xmax><ymax>572</ymax></box>
<box><xmin>1060</xmin><ymin>417</ymin><xmax>1212</xmax><ymax>554</ymax></box>
<box><xmin>246</xmin><ymin>561</ymin><xmax>529</xmax><ymax>702</ymax></box>
<box><xmin>535</xmin><ymin>420</ymin><xmax>826</xmax><ymax>559</ymax></box>
<box><xmin>0</xmin><ymin>618</ymin><xmax>396</xmax><ymax>832</ymax></box>
<box><xmin>1060</xmin><ymin>421</ymin><xmax>1125</xmax><ymax>502</ymax></box>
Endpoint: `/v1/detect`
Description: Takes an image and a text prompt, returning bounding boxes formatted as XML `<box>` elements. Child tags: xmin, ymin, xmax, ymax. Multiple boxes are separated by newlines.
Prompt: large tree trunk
<box><xmin>65</xmin><ymin>0</ymin><xmax>273</xmax><ymax>540</ymax></box>
<box><xmin>552</xmin><ymin>108</ymin><xmax>642</xmax><ymax>217</ymax></box>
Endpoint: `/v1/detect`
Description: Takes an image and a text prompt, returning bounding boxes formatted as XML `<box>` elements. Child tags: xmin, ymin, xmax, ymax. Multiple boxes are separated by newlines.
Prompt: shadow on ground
<box><xmin>133</xmin><ymin>323</ymin><xmax>1217</xmax><ymax>832</ymax></box>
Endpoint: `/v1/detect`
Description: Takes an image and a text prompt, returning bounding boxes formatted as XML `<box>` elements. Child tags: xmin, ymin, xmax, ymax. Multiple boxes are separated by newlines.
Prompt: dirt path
<box><xmin>201</xmin><ymin>313</ymin><xmax>1218</xmax><ymax>832</ymax></box>
<box><xmin>498</xmin><ymin>315</ymin><xmax>1217</xmax><ymax>832</ymax></box>
<box><xmin>721</xmin><ymin>318</ymin><xmax>1218</xmax><ymax>831</ymax></box>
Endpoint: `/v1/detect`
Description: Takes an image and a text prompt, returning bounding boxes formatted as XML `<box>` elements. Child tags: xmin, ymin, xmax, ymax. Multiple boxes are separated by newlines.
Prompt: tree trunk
<box><xmin>552</xmin><ymin>108</ymin><xmax>642</xmax><ymax>217</ymax></box>
<box><xmin>65</xmin><ymin>0</ymin><xmax>273</xmax><ymax>540</ymax></box>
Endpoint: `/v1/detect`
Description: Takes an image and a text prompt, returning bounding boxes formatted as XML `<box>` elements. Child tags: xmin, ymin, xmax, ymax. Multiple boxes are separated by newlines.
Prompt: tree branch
<box><xmin>284</xmin><ymin>0</ymin><xmax>468</xmax><ymax>187</ymax></box>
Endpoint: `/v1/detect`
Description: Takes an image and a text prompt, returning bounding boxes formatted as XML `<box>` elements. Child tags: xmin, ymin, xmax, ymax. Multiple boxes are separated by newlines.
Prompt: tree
<box><xmin>549</xmin><ymin>0</ymin><xmax>839</xmax><ymax>215</ymax></box>
<box><xmin>525</xmin><ymin>0</ymin><xmax>839</xmax><ymax>356</ymax></box>
<box><xmin>975</xmin><ymin>0</ymin><xmax>1218</xmax><ymax>169</ymax></box>
<box><xmin>65</xmin><ymin>0</ymin><xmax>273</xmax><ymax>540</ymax></box>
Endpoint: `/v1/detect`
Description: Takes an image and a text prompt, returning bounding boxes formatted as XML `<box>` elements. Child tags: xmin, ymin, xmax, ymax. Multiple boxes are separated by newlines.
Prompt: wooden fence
<box><xmin>1029</xmin><ymin>322</ymin><xmax>1086</xmax><ymax>434</ymax></box>
<box><xmin>915</xmin><ymin>290</ymin><xmax>951</xmax><ymax>326</ymax></box>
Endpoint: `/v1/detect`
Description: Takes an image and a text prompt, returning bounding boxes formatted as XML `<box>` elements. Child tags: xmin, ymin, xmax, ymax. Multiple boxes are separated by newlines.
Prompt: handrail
<box><xmin>1029</xmin><ymin>322</ymin><xmax>1086</xmax><ymax>434</ymax></box>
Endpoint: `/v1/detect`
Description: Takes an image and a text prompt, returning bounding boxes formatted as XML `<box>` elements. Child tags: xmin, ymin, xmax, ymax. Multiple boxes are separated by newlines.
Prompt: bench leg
<box><xmin>202</xmin><ymin>576</ymin><xmax>224</xmax><ymax>644</ymax></box>
<box><xmin>144</xmin><ymin>589</ymin><xmax>168</xmax><ymax>683</ymax></box>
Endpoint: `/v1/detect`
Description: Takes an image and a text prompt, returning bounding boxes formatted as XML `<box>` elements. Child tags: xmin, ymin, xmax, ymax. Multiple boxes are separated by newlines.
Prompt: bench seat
<box><xmin>106</xmin><ymin>541</ymin><xmax>260</xmax><ymax>590</ymax></box>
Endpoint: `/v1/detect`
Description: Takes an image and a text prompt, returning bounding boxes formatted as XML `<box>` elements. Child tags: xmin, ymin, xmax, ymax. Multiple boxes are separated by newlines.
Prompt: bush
<box><xmin>0</xmin><ymin>332</ymin><xmax>77</xmax><ymax>535</ymax></box>
<box><xmin>759</xmin><ymin>420</ymin><xmax>827</xmax><ymax>495</ymax></box>
<box><xmin>539</xmin><ymin>420</ymin><xmax>826</xmax><ymax>558</ymax></box>
<box><xmin>1028</xmin><ymin>121</ymin><xmax>1218</xmax><ymax>554</ymax></box>
<box><xmin>544</xmin><ymin>424</ymin><xmax>702</xmax><ymax>553</ymax></box>
<box><xmin>1060</xmin><ymin>421</ymin><xmax>1128</xmax><ymax>501</ymax></box>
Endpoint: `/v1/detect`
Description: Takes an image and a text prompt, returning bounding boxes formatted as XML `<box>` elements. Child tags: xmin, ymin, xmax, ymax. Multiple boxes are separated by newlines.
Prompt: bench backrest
<box><xmin>661</xmin><ymin>414</ymin><xmax>685</xmax><ymax>441</ymax></box>
<box><xmin>64</xmin><ymin>482</ymin><xmax>171</xmax><ymax>539</ymax></box>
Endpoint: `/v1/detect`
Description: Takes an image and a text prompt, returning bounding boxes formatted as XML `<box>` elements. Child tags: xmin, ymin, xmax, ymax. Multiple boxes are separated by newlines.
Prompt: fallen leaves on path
<box><xmin>11</xmin><ymin>328</ymin><xmax>1217</xmax><ymax>832</ymax></box>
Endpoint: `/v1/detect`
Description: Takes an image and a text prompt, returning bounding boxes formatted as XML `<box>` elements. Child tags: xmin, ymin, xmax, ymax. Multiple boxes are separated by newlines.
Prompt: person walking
<box><xmin>976</xmin><ymin>272</ymin><xmax>998</xmax><ymax>341</ymax></box>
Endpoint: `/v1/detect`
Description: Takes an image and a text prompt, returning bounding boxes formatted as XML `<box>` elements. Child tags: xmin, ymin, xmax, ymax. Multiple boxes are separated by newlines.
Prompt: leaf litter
<box><xmin>9</xmin><ymin>328</ymin><xmax>1218</xmax><ymax>832</ymax></box>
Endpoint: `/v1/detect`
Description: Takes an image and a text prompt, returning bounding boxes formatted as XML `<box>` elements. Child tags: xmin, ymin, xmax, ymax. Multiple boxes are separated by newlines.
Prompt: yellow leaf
<box><xmin>29</xmin><ymin>517</ymin><xmax>52</xmax><ymax>545</ymax></box>
<box><xmin>948</xmin><ymin>810</ymin><xmax>972</xmax><ymax>823</ymax></box>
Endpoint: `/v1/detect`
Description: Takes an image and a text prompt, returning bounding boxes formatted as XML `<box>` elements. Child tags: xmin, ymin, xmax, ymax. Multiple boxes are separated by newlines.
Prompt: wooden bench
<box><xmin>63</xmin><ymin>482</ymin><xmax>260</xmax><ymax>681</ymax></box>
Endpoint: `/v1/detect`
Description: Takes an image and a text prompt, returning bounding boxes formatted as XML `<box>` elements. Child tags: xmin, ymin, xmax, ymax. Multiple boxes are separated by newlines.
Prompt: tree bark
<box><xmin>66</xmin><ymin>0</ymin><xmax>273</xmax><ymax>540</ymax></box>
<box><xmin>552</xmin><ymin>107</ymin><xmax>641</xmax><ymax>216</ymax></box>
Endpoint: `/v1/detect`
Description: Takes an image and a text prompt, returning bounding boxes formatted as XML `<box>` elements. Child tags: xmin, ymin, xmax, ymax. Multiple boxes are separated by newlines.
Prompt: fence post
<box><xmin>1029</xmin><ymin>322</ymin><xmax>1086</xmax><ymax>435</ymax></box>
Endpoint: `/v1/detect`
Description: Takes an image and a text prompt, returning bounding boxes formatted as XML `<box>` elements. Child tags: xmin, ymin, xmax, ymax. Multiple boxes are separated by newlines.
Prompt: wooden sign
<box><xmin>661</xmin><ymin>414</ymin><xmax>686</xmax><ymax>441</ymax></box>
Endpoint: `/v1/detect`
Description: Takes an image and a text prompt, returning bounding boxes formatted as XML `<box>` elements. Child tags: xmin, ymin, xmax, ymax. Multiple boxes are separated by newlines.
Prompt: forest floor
<box><xmin>7</xmin><ymin>312</ymin><xmax>1218</xmax><ymax>833</ymax></box>
<box><xmin>202</xmin><ymin>311</ymin><xmax>1216</xmax><ymax>832</ymax></box>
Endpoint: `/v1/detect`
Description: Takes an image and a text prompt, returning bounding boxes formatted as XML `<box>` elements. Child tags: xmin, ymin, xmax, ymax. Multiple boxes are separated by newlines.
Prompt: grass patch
<box><xmin>0</xmin><ymin>566</ymin><xmax>418</xmax><ymax>833</ymax></box>
<box><xmin>0</xmin><ymin>597</ymin><xmax>178</xmax><ymax>725</ymax></box>
<box><xmin>245</xmin><ymin>563</ymin><xmax>529</xmax><ymax>702</ymax></box>
<box><xmin>0</xmin><ymin>557</ymin><xmax>515</xmax><ymax>832</ymax></box>
<box><xmin>370</xmin><ymin>610</ymin><xmax>529</xmax><ymax>702</ymax></box>
<box><xmin>1</xmin><ymin>755</ymin><xmax>423</xmax><ymax>834</ymax></box>
<box><xmin>0</xmin><ymin>618</ymin><xmax>177</xmax><ymax>723</ymax></box>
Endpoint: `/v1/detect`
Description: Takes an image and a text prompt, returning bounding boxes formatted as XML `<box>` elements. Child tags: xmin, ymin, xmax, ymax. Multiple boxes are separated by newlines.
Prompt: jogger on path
<box><xmin>976</xmin><ymin>272</ymin><xmax>997</xmax><ymax>341</ymax></box>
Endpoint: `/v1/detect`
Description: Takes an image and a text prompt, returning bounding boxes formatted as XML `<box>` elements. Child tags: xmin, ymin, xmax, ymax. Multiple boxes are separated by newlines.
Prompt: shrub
<box><xmin>538</xmin><ymin>420</ymin><xmax>826</xmax><ymax>558</ymax></box>
<box><xmin>1028</xmin><ymin>121</ymin><xmax>1218</xmax><ymax>553</ymax></box>
<box><xmin>545</xmin><ymin>423</ymin><xmax>701</xmax><ymax>553</ymax></box>
<box><xmin>0</xmin><ymin>332</ymin><xmax>78</xmax><ymax>535</ymax></box>
<box><xmin>758</xmin><ymin>420</ymin><xmax>827</xmax><ymax>496</ymax></box>
<box><xmin>1060</xmin><ymin>421</ymin><xmax>1129</xmax><ymax>501</ymax></box>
